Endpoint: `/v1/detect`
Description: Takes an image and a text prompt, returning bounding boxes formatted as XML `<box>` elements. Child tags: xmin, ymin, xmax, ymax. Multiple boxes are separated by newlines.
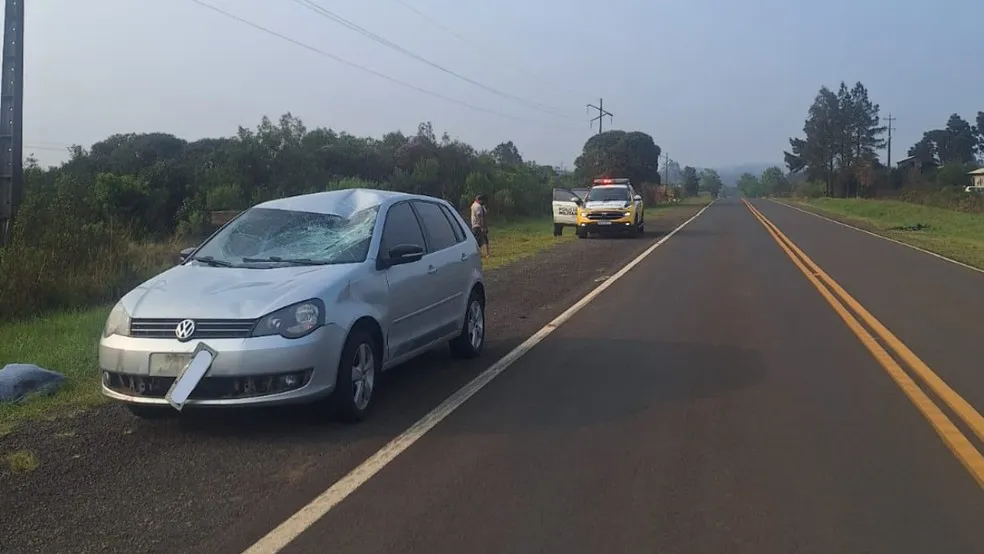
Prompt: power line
<box><xmin>884</xmin><ymin>113</ymin><xmax>896</xmax><ymax>168</ymax></box>
<box><xmin>386</xmin><ymin>0</ymin><xmax>584</xmax><ymax>101</ymax></box>
<box><xmin>187</xmin><ymin>0</ymin><xmax>578</xmax><ymax>130</ymax></box>
<box><xmin>290</xmin><ymin>0</ymin><xmax>578</xmax><ymax>121</ymax></box>
<box><xmin>587</xmin><ymin>99</ymin><xmax>613</xmax><ymax>134</ymax></box>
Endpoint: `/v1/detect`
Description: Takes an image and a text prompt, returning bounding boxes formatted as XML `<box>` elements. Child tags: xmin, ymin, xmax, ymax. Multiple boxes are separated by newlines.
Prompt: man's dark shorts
<box><xmin>472</xmin><ymin>226</ymin><xmax>488</xmax><ymax>247</ymax></box>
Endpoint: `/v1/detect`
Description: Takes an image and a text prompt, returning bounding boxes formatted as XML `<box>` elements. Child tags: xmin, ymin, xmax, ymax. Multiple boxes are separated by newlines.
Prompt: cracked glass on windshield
<box><xmin>192</xmin><ymin>205</ymin><xmax>379</xmax><ymax>266</ymax></box>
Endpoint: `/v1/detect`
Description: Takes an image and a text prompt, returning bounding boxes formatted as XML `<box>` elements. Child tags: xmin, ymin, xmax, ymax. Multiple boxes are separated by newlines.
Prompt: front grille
<box><xmin>130</xmin><ymin>318</ymin><xmax>257</xmax><ymax>340</ymax></box>
<box><xmin>586</xmin><ymin>211</ymin><xmax>627</xmax><ymax>220</ymax></box>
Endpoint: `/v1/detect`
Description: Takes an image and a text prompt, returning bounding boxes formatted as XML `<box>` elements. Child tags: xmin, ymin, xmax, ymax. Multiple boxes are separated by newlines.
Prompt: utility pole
<box><xmin>0</xmin><ymin>0</ymin><xmax>24</xmax><ymax>246</ymax></box>
<box><xmin>883</xmin><ymin>113</ymin><xmax>896</xmax><ymax>169</ymax></box>
<box><xmin>586</xmin><ymin>98</ymin><xmax>613</xmax><ymax>135</ymax></box>
<box><xmin>663</xmin><ymin>153</ymin><xmax>671</xmax><ymax>185</ymax></box>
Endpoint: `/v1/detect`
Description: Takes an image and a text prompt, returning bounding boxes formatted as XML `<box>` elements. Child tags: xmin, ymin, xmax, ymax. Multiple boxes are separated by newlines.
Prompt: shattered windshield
<box><xmin>192</xmin><ymin>206</ymin><xmax>379</xmax><ymax>267</ymax></box>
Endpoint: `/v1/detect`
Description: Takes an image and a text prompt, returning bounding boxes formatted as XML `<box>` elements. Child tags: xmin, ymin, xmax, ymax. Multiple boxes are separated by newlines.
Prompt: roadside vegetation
<box><xmin>783</xmin><ymin>198</ymin><xmax>984</xmax><ymax>270</ymax></box>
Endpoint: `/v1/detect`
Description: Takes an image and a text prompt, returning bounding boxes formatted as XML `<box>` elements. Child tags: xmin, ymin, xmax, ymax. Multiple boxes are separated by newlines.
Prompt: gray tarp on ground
<box><xmin>0</xmin><ymin>364</ymin><xmax>65</xmax><ymax>402</ymax></box>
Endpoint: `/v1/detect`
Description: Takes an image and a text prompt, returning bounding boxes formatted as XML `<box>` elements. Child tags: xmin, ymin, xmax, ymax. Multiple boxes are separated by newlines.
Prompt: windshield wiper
<box><xmin>189</xmin><ymin>256</ymin><xmax>235</xmax><ymax>267</ymax></box>
<box><xmin>241</xmin><ymin>256</ymin><xmax>330</xmax><ymax>265</ymax></box>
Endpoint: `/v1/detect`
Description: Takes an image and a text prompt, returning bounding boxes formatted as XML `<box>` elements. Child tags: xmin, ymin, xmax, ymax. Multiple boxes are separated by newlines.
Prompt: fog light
<box><xmin>280</xmin><ymin>373</ymin><xmax>303</xmax><ymax>389</ymax></box>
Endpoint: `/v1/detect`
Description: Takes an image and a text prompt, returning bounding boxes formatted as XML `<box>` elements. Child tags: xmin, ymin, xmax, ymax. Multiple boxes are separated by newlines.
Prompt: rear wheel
<box><xmin>553</xmin><ymin>223</ymin><xmax>563</xmax><ymax>236</ymax></box>
<box><xmin>329</xmin><ymin>328</ymin><xmax>379</xmax><ymax>423</ymax></box>
<box><xmin>450</xmin><ymin>291</ymin><xmax>485</xmax><ymax>359</ymax></box>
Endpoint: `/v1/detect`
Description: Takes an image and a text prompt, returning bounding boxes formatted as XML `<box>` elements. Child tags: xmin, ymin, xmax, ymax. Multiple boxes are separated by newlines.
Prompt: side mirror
<box><xmin>178</xmin><ymin>247</ymin><xmax>196</xmax><ymax>262</ymax></box>
<box><xmin>571</xmin><ymin>197</ymin><xmax>582</xmax><ymax>205</ymax></box>
<box><xmin>380</xmin><ymin>243</ymin><xmax>425</xmax><ymax>269</ymax></box>
<box><xmin>633</xmin><ymin>195</ymin><xmax>643</xmax><ymax>202</ymax></box>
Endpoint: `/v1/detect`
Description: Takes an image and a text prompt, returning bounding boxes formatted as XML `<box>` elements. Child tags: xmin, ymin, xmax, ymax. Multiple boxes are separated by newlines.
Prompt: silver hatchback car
<box><xmin>99</xmin><ymin>188</ymin><xmax>486</xmax><ymax>422</ymax></box>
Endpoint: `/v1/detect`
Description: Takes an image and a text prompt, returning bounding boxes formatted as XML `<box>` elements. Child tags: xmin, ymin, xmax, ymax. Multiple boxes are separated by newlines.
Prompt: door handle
<box><xmin>427</xmin><ymin>265</ymin><xmax>437</xmax><ymax>274</ymax></box>
<box><xmin>460</xmin><ymin>252</ymin><xmax>468</xmax><ymax>261</ymax></box>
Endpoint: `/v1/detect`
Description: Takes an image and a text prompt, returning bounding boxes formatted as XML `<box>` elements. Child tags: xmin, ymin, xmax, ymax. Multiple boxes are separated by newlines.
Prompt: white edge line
<box><xmin>242</xmin><ymin>200</ymin><xmax>716</xmax><ymax>554</ymax></box>
<box><xmin>768</xmin><ymin>199</ymin><xmax>984</xmax><ymax>275</ymax></box>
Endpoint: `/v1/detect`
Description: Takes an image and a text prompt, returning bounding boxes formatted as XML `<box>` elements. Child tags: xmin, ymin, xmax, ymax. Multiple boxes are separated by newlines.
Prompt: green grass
<box><xmin>4</xmin><ymin>450</ymin><xmax>40</xmax><ymax>473</ymax></box>
<box><xmin>482</xmin><ymin>216</ymin><xmax>574</xmax><ymax>270</ymax></box>
<box><xmin>788</xmin><ymin>198</ymin><xmax>984</xmax><ymax>269</ymax></box>
<box><xmin>0</xmin><ymin>307</ymin><xmax>111</xmax><ymax>428</ymax></box>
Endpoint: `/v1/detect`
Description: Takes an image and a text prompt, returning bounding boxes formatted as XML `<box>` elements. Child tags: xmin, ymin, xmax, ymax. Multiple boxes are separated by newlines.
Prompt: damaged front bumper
<box><xmin>98</xmin><ymin>323</ymin><xmax>346</xmax><ymax>409</ymax></box>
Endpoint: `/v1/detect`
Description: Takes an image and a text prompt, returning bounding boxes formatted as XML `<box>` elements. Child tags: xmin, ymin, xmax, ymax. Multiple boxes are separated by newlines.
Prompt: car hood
<box><xmin>584</xmin><ymin>200</ymin><xmax>630</xmax><ymax>210</ymax></box>
<box><xmin>121</xmin><ymin>263</ymin><xmax>359</xmax><ymax>319</ymax></box>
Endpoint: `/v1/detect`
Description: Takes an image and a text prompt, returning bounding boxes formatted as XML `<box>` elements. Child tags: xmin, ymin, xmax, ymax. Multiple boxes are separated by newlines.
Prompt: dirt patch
<box><xmin>0</xmin><ymin>206</ymin><xmax>702</xmax><ymax>554</ymax></box>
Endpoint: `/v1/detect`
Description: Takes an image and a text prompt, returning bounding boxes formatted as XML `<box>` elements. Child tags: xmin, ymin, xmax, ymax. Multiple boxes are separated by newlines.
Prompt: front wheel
<box><xmin>450</xmin><ymin>291</ymin><xmax>485</xmax><ymax>359</ymax></box>
<box><xmin>576</xmin><ymin>227</ymin><xmax>588</xmax><ymax>239</ymax></box>
<box><xmin>329</xmin><ymin>329</ymin><xmax>379</xmax><ymax>423</ymax></box>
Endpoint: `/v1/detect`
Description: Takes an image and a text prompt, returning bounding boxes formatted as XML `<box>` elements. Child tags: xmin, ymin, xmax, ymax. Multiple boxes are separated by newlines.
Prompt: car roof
<box><xmin>256</xmin><ymin>188</ymin><xmax>446</xmax><ymax>216</ymax></box>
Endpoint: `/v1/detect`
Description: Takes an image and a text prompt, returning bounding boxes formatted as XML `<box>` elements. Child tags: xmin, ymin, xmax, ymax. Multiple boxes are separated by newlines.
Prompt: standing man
<box><xmin>470</xmin><ymin>193</ymin><xmax>491</xmax><ymax>258</ymax></box>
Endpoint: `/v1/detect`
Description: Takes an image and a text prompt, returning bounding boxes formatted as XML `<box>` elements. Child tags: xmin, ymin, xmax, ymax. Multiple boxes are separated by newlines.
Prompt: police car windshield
<box><xmin>586</xmin><ymin>187</ymin><xmax>629</xmax><ymax>202</ymax></box>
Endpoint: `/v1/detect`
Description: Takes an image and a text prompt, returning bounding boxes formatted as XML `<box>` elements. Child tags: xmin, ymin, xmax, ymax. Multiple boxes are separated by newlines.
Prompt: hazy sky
<box><xmin>22</xmin><ymin>0</ymin><xmax>984</xmax><ymax>170</ymax></box>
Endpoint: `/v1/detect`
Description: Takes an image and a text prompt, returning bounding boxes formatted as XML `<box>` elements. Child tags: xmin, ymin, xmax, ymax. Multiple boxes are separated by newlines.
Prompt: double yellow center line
<box><xmin>743</xmin><ymin>199</ymin><xmax>984</xmax><ymax>488</ymax></box>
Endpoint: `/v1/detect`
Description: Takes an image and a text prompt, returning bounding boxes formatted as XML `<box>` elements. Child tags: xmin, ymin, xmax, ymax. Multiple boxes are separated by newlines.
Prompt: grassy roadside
<box><xmin>0</xmin><ymin>217</ymin><xmax>566</xmax><ymax>430</ymax></box>
<box><xmin>783</xmin><ymin>198</ymin><xmax>984</xmax><ymax>270</ymax></box>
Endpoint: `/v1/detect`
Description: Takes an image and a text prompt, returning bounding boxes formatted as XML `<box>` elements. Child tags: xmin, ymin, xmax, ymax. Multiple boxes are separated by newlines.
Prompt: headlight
<box><xmin>623</xmin><ymin>211</ymin><xmax>632</xmax><ymax>218</ymax></box>
<box><xmin>252</xmin><ymin>299</ymin><xmax>325</xmax><ymax>339</ymax></box>
<box><xmin>103</xmin><ymin>301</ymin><xmax>131</xmax><ymax>338</ymax></box>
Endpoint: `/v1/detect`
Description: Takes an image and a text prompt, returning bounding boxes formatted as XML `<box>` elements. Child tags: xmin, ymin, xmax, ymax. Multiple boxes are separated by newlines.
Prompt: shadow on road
<box><xmin>426</xmin><ymin>338</ymin><xmax>768</xmax><ymax>436</ymax></box>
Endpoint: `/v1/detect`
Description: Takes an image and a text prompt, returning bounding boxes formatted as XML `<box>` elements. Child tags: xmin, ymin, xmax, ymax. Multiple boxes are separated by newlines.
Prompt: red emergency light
<box><xmin>592</xmin><ymin>178</ymin><xmax>629</xmax><ymax>185</ymax></box>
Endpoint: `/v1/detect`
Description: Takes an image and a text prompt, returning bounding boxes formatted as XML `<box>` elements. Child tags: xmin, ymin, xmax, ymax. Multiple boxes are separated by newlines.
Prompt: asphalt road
<box><xmin>6</xmin><ymin>198</ymin><xmax>984</xmax><ymax>553</ymax></box>
<box><xmin>274</xmin><ymin>198</ymin><xmax>984</xmax><ymax>554</ymax></box>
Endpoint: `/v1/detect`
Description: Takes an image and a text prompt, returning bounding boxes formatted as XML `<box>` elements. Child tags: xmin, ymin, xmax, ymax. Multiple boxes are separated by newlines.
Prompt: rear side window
<box><xmin>439</xmin><ymin>204</ymin><xmax>466</xmax><ymax>243</ymax></box>
<box><xmin>413</xmin><ymin>201</ymin><xmax>458</xmax><ymax>252</ymax></box>
<box><xmin>553</xmin><ymin>188</ymin><xmax>576</xmax><ymax>201</ymax></box>
<box><xmin>381</xmin><ymin>202</ymin><xmax>426</xmax><ymax>255</ymax></box>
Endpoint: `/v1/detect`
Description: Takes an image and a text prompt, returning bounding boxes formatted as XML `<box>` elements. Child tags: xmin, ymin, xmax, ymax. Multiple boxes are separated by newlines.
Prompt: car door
<box><xmin>411</xmin><ymin>200</ymin><xmax>466</xmax><ymax>340</ymax></box>
<box><xmin>378</xmin><ymin>201</ymin><xmax>436</xmax><ymax>360</ymax></box>
<box><xmin>630</xmin><ymin>186</ymin><xmax>644</xmax><ymax>222</ymax></box>
<box><xmin>552</xmin><ymin>188</ymin><xmax>580</xmax><ymax>225</ymax></box>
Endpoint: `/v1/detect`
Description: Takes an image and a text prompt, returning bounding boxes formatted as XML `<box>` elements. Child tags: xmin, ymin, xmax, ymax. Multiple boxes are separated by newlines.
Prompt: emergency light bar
<box><xmin>592</xmin><ymin>178</ymin><xmax>630</xmax><ymax>185</ymax></box>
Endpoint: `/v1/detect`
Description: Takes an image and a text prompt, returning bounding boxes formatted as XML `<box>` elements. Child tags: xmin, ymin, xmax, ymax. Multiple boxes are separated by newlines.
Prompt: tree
<box><xmin>976</xmin><ymin>111</ymin><xmax>984</xmax><ymax>156</ymax></box>
<box><xmin>760</xmin><ymin>166</ymin><xmax>788</xmax><ymax>196</ymax></box>
<box><xmin>909</xmin><ymin>114</ymin><xmax>978</xmax><ymax>166</ymax></box>
<box><xmin>681</xmin><ymin>166</ymin><xmax>699</xmax><ymax>197</ymax></box>
<box><xmin>785</xmin><ymin>82</ymin><xmax>885</xmax><ymax>197</ymax></box>
<box><xmin>574</xmin><ymin>130</ymin><xmax>661</xmax><ymax>185</ymax></box>
<box><xmin>699</xmin><ymin>169</ymin><xmax>723</xmax><ymax>197</ymax></box>
<box><xmin>491</xmin><ymin>141</ymin><xmax>523</xmax><ymax>166</ymax></box>
<box><xmin>736</xmin><ymin>172</ymin><xmax>762</xmax><ymax>197</ymax></box>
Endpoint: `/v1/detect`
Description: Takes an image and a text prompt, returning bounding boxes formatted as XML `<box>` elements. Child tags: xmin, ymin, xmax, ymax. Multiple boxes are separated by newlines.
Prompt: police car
<box><xmin>554</xmin><ymin>178</ymin><xmax>645</xmax><ymax>239</ymax></box>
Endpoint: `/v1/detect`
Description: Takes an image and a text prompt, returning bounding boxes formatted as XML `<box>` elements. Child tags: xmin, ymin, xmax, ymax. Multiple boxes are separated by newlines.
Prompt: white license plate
<box><xmin>149</xmin><ymin>353</ymin><xmax>193</xmax><ymax>376</ymax></box>
<box><xmin>597</xmin><ymin>221</ymin><xmax>612</xmax><ymax>226</ymax></box>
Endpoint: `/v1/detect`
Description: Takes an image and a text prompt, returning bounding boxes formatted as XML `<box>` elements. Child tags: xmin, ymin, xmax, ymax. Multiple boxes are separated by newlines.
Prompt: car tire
<box><xmin>126</xmin><ymin>405</ymin><xmax>177</xmax><ymax>420</ymax></box>
<box><xmin>450</xmin><ymin>290</ymin><xmax>485</xmax><ymax>359</ymax></box>
<box><xmin>329</xmin><ymin>328</ymin><xmax>380</xmax><ymax>423</ymax></box>
<box><xmin>553</xmin><ymin>223</ymin><xmax>563</xmax><ymax>236</ymax></box>
<box><xmin>576</xmin><ymin>227</ymin><xmax>588</xmax><ymax>239</ymax></box>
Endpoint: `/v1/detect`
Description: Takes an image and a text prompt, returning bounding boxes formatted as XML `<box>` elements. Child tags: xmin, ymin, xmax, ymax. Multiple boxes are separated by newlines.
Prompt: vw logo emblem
<box><xmin>174</xmin><ymin>319</ymin><xmax>196</xmax><ymax>341</ymax></box>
